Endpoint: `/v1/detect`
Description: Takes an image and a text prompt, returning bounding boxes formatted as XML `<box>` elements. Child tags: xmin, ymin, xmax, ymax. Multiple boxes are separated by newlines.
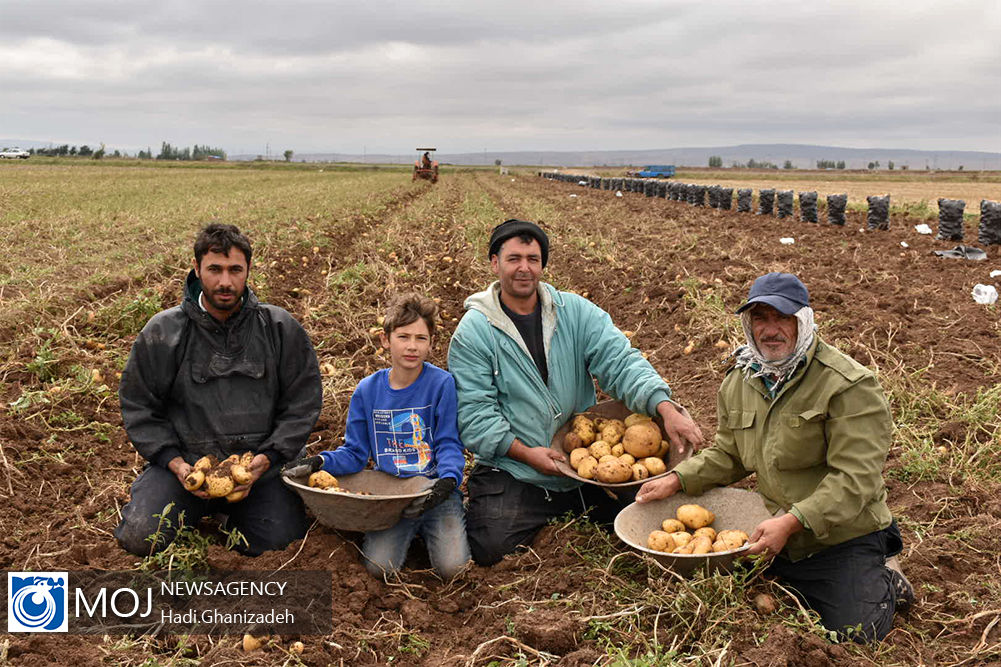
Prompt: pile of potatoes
<box><xmin>183</xmin><ymin>453</ymin><xmax>254</xmax><ymax>502</ymax></box>
<box><xmin>647</xmin><ymin>503</ymin><xmax>750</xmax><ymax>554</ymax></box>
<box><xmin>564</xmin><ymin>412</ymin><xmax>670</xmax><ymax>483</ymax></box>
<box><xmin>306</xmin><ymin>471</ymin><xmax>371</xmax><ymax>495</ymax></box>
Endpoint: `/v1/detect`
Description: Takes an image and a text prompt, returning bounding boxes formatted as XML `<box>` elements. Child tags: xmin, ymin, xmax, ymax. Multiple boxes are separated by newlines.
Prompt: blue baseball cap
<box><xmin>735</xmin><ymin>272</ymin><xmax>809</xmax><ymax>315</ymax></box>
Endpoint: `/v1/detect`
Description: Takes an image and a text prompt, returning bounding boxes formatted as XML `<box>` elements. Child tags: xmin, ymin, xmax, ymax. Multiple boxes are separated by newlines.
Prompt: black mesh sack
<box><xmin>827</xmin><ymin>194</ymin><xmax>847</xmax><ymax>225</ymax></box>
<box><xmin>758</xmin><ymin>189</ymin><xmax>775</xmax><ymax>215</ymax></box>
<box><xmin>799</xmin><ymin>192</ymin><xmax>818</xmax><ymax>223</ymax></box>
<box><xmin>693</xmin><ymin>185</ymin><xmax>706</xmax><ymax>206</ymax></box>
<box><xmin>737</xmin><ymin>188</ymin><xmax>752</xmax><ymax>212</ymax></box>
<box><xmin>866</xmin><ymin>195</ymin><xmax>890</xmax><ymax>230</ymax></box>
<box><xmin>936</xmin><ymin>198</ymin><xmax>965</xmax><ymax>241</ymax></box>
<box><xmin>719</xmin><ymin>187</ymin><xmax>734</xmax><ymax>210</ymax></box>
<box><xmin>776</xmin><ymin>190</ymin><xmax>794</xmax><ymax>219</ymax></box>
<box><xmin>978</xmin><ymin>200</ymin><xmax>1001</xmax><ymax>245</ymax></box>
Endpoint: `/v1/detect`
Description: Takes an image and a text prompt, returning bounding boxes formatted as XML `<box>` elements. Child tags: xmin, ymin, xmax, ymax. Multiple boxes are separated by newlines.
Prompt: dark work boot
<box><xmin>886</xmin><ymin>556</ymin><xmax>915</xmax><ymax>612</ymax></box>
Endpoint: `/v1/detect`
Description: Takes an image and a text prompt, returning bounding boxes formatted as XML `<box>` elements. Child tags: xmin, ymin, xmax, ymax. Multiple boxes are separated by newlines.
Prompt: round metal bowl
<box><xmin>614</xmin><ymin>487</ymin><xmax>774</xmax><ymax>576</ymax></box>
<box><xmin>548</xmin><ymin>399</ymin><xmax>694</xmax><ymax>488</ymax></box>
<box><xmin>283</xmin><ymin>469</ymin><xmax>434</xmax><ymax>532</ymax></box>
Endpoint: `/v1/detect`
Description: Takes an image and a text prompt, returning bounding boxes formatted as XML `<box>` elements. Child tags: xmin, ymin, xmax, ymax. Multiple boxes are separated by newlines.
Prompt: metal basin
<box><xmin>283</xmin><ymin>469</ymin><xmax>434</xmax><ymax>532</ymax></box>
<box><xmin>614</xmin><ymin>487</ymin><xmax>774</xmax><ymax>576</ymax></box>
<box><xmin>548</xmin><ymin>399</ymin><xmax>694</xmax><ymax>489</ymax></box>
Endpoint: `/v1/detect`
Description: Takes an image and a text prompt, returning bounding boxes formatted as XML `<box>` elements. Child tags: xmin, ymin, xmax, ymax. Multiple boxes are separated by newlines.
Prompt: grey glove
<box><xmin>281</xmin><ymin>455</ymin><xmax>323</xmax><ymax>478</ymax></box>
<box><xmin>401</xmin><ymin>478</ymin><xmax>456</xmax><ymax>519</ymax></box>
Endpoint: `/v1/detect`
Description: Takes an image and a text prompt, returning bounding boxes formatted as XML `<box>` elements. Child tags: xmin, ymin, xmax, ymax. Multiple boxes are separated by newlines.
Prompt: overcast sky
<box><xmin>2</xmin><ymin>0</ymin><xmax>999</xmax><ymax>155</ymax></box>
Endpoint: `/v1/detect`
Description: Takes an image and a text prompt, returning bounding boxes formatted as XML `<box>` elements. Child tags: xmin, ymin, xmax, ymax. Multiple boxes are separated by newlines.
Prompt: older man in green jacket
<box><xmin>449</xmin><ymin>219</ymin><xmax>703</xmax><ymax>566</ymax></box>
<box><xmin>637</xmin><ymin>272</ymin><xmax>913</xmax><ymax>642</ymax></box>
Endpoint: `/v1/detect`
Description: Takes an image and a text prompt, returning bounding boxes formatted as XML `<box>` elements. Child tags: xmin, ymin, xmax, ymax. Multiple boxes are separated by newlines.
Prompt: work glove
<box><xmin>401</xmin><ymin>477</ymin><xmax>456</xmax><ymax>519</ymax></box>
<box><xmin>281</xmin><ymin>455</ymin><xmax>324</xmax><ymax>478</ymax></box>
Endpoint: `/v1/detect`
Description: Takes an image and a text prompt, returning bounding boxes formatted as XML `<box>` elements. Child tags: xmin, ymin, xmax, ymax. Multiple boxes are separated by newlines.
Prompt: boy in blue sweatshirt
<box><xmin>285</xmin><ymin>293</ymin><xmax>470</xmax><ymax>579</ymax></box>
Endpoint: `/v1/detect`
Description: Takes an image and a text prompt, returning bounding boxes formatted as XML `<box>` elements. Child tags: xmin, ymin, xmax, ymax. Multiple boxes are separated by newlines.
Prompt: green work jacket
<box><xmin>673</xmin><ymin>338</ymin><xmax>893</xmax><ymax>561</ymax></box>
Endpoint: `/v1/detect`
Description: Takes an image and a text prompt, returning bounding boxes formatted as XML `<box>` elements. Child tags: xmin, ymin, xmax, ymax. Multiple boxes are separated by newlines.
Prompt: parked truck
<box><xmin>629</xmin><ymin>164</ymin><xmax>675</xmax><ymax>178</ymax></box>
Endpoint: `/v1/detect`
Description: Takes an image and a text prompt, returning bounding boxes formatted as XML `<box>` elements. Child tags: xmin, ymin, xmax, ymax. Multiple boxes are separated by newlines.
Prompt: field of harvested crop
<box><xmin>1</xmin><ymin>161</ymin><xmax>1000</xmax><ymax>666</ymax></box>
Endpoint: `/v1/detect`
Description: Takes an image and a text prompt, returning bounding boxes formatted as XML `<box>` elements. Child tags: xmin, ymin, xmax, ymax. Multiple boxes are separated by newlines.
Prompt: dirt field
<box><xmin>1</xmin><ymin>163</ymin><xmax>1000</xmax><ymax>665</ymax></box>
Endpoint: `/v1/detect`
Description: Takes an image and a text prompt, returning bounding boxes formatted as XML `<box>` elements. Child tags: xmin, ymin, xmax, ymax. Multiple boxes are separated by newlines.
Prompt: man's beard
<box><xmin>205</xmin><ymin>288</ymin><xmax>242</xmax><ymax>312</ymax></box>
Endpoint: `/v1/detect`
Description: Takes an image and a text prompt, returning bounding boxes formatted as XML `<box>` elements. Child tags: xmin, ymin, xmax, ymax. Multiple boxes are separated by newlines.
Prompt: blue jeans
<box><xmin>362</xmin><ymin>490</ymin><xmax>470</xmax><ymax>580</ymax></box>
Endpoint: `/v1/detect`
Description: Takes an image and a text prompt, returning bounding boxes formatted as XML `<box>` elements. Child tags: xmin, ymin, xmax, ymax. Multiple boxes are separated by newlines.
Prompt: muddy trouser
<box><xmin>465</xmin><ymin>464</ymin><xmax>630</xmax><ymax>566</ymax></box>
<box><xmin>766</xmin><ymin>521</ymin><xmax>903</xmax><ymax>643</ymax></box>
<box><xmin>115</xmin><ymin>463</ymin><xmax>310</xmax><ymax>557</ymax></box>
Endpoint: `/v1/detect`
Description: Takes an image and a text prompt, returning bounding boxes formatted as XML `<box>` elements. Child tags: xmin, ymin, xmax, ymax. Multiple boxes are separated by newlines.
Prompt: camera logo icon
<box><xmin>8</xmin><ymin>572</ymin><xmax>68</xmax><ymax>632</ymax></box>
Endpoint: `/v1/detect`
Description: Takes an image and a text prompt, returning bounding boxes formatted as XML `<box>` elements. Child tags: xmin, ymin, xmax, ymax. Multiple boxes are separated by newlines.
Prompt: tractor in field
<box><xmin>413</xmin><ymin>147</ymin><xmax>439</xmax><ymax>183</ymax></box>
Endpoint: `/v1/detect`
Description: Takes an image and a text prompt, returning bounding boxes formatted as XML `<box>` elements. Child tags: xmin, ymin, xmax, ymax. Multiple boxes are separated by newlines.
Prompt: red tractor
<box><xmin>413</xmin><ymin>147</ymin><xmax>439</xmax><ymax>183</ymax></box>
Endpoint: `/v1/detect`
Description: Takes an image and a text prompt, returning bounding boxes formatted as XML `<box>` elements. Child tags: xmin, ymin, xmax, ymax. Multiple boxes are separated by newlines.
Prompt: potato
<box><xmin>619</xmin><ymin>453</ymin><xmax>636</xmax><ymax>466</ymax></box>
<box><xmin>596</xmin><ymin>457</ymin><xmax>632</xmax><ymax>483</ymax></box>
<box><xmin>204</xmin><ymin>473</ymin><xmax>235</xmax><ymax>498</ymax></box>
<box><xmin>574</xmin><ymin>422</ymin><xmax>597</xmax><ymax>447</ymax></box>
<box><xmin>231</xmin><ymin>464</ymin><xmax>252</xmax><ymax>485</ymax></box>
<box><xmin>610</xmin><ymin>443</ymin><xmax>625</xmax><ymax>457</ymax></box>
<box><xmin>711</xmin><ymin>540</ymin><xmax>732</xmax><ymax>553</ymax></box>
<box><xmin>572</xmin><ymin>414</ymin><xmax>594</xmax><ymax>429</ymax></box>
<box><xmin>563</xmin><ymin>431</ymin><xmax>584</xmax><ymax>453</ymax></box>
<box><xmin>576</xmin><ymin>456</ymin><xmax>598</xmax><ymax>479</ymax></box>
<box><xmin>622</xmin><ymin>421</ymin><xmax>661</xmax><ymax>458</ymax></box>
<box><xmin>183</xmin><ymin>469</ymin><xmax>205</xmax><ymax>491</ymax></box>
<box><xmin>689</xmin><ymin>535</ymin><xmax>713</xmax><ymax>554</ymax></box>
<box><xmin>694</xmin><ymin>527</ymin><xmax>717</xmax><ymax>542</ymax></box>
<box><xmin>661</xmin><ymin>518</ymin><xmax>685</xmax><ymax>533</ymax></box>
<box><xmin>308</xmin><ymin>470</ymin><xmax>339</xmax><ymax>489</ymax></box>
<box><xmin>592</xmin><ymin>417</ymin><xmax>607</xmax><ymax>430</ymax></box>
<box><xmin>669</xmin><ymin>531</ymin><xmax>693</xmax><ymax>546</ymax></box>
<box><xmin>656</xmin><ymin>440</ymin><xmax>671</xmax><ymax>458</ymax></box>
<box><xmin>239</xmin><ymin>451</ymin><xmax>254</xmax><ymax>466</ymax></box>
<box><xmin>599</xmin><ymin>421</ymin><xmax>625</xmax><ymax>445</ymax></box>
<box><xmin>224</xmin><ymin>454</ymin><xmax>240</xmax><ymax>465</ymax></box>
<box><xmin>193</xmin><ymin>455</ymin><xmax>217</xmax><ymax>473</ymax></box>
<box><xmin>715</xmin><ymin>529</ymin><xmax>750</xmax><ymax>550</ymax></box>
<box><xmin>242</xmin><ymin>634</ymin><xmax>267</xmax><ymax>652</ymax></box>
<box><xmin>677</xmin><ymin>504</ymin><xmax>715</xmax><ymax>530</ymax></box>
<box><xmin>569</xmin><ymin>447</ymin><xmax>591</xmax><ymax>469</ymax></box>
<box><xmin>641</xmin><ymin>457</ymin><xmax>667</xmax><ymax>476</ymax></box>
<box><xmin>225</xmin><ymin>489</ymin><xmax>249</xmax><ymax>503</ymax></box>
<box><xmin>588</xmin><ymin>441</ymin><xmax>612</xmax><ymax>460</ymax></box>
<box><xmin>598</xmin><ymin>454</ymin><xmax>619</xmax><ymax>465</ymax></box>
<box><xmin>631</xmin><ymin>463</ymin><xmax>649</xmax><ymax>481</ymax></box>
<box><xmin>647</xmin><ymin>530</ymin><xmax>675</xmax><ymax>552</ymax></box>
<box><xmin>624</xmin><ymin>413</ymin><xmax>653</xmax><ymax>428</ymax></box>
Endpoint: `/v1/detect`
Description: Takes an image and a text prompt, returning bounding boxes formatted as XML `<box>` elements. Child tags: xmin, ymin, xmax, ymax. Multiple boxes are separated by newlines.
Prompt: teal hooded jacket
<box><xmin>447</xmin><ymin>281</ymin><xmax>674</xmax><ymax>491</ymax></box>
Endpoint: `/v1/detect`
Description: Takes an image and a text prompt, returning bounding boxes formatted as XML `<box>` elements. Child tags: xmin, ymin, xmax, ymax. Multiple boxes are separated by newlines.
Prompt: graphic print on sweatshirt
<box><xmin>372</xmin><ymin>406</ymin><xmax>435</xmax><ymax>475</ymax></box>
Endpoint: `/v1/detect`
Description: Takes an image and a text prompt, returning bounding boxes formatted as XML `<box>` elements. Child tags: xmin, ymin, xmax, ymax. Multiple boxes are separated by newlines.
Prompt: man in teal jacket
<box><xmin>447</xmin><ymin>219</ymin><xmax>703</xmax><ymax>565</ymax></box>
<box><xmin>637</xmin><ymin>273</ymin><xmax>913</xmax><ymax>642</ymax></box>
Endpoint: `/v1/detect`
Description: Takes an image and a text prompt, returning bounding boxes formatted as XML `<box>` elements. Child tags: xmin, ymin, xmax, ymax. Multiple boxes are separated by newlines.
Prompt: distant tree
<box><xmin>112</xmin><ymin>150</ymin><xmax>121</xmax><ymax>158</ymax></box>
<box><xmin>900</xmin><ymin>164</ymin><xmax>908</xmax><ymax>171</ymax></box>
<box><xmin>708</xmin><ymin>155</ymin><xmax>723</xmax><ymax>168</ymax></box>
<box><xmin>958</xmin><ymin>165</ymin><xmax>964</xmax><ymax>171</ymax></box>
<box><xmin>783</xmin><ymin>160</ymin><xmax>794</xmax><ymax>169</ymax></box>
<box><xmin>70</xmin><ymin>146</ymin><xmax>78</xmax><ymax>156</ymax></box>
<box><xmin>284</xmin><ymin>149</ymin><xmax>294</xmax><ymax>162</ymax></box>
<box><xmin>92</xmin><ymin>143</ymin><xmax>105</xmax><ymax>159</ymax></box>
<box><xmin>494</xmin><ymin>159</ymin><xmax>502</xmax><ymax>166</ymax></box>
<box><xmin>836</xmin><ymin>160</ymin><xmax>846</xmax><ymax>170</ymax></box>
<box><xmin>888</xmin><ymin>160</ymin><xmax>894</xmax><ymax>170</ymax></box>
<box><xmin>867</xmin><ymin>161</ymin><xmax>876</xmax><ymax>170</ymax></box>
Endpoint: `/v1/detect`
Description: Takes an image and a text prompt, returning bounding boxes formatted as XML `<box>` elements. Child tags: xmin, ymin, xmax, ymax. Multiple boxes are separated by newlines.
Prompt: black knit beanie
<box><xmin>487</xmin><ymin>219</ymin><xmax>550</xmax><ymax>267</ymax></box>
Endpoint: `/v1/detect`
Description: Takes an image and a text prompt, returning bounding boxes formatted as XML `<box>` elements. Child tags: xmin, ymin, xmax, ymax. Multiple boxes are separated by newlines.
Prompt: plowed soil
<box><xmin>2</xmin><ymin>170</ymin><xmax>1000</xmax><ymax>665</ymax></box>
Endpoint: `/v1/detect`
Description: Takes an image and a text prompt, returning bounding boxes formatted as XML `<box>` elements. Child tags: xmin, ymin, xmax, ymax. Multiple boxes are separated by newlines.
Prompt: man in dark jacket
<box><xmin>115</xmin><ymin>224</ymin><xmax>322</xmax><ymax>557</ymax></box>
